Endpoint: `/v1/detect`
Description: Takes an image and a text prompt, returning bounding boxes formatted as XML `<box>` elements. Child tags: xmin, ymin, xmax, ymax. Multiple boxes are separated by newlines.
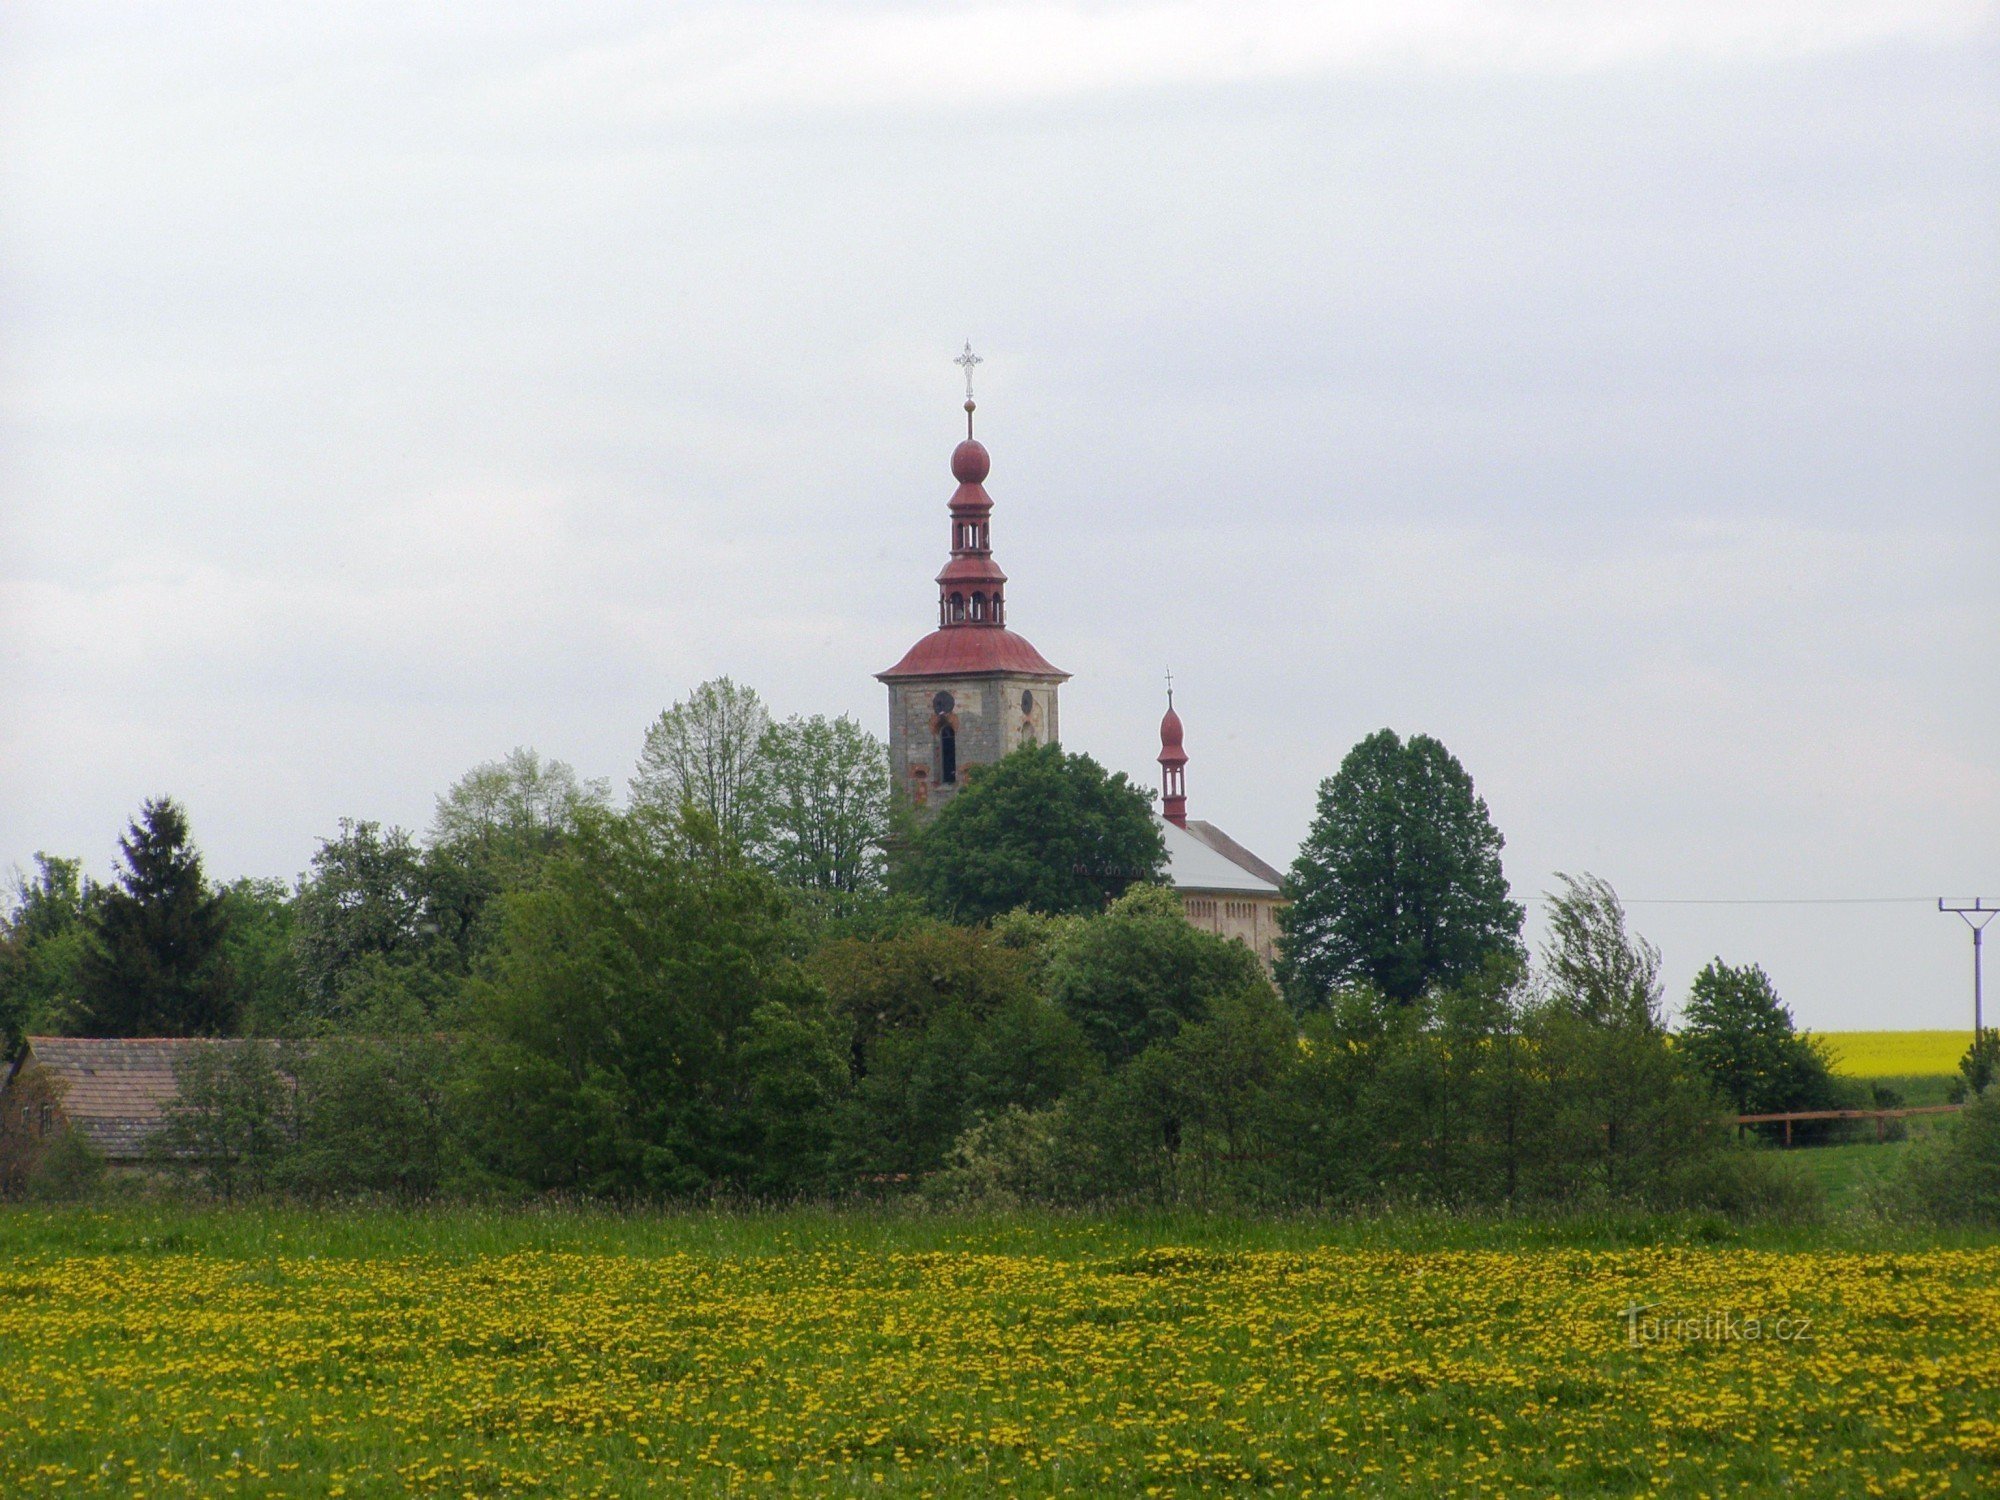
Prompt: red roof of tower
<box><xmin>879</xmin><ymin>627</ymin><xmax>1068</xmax><ymax>680</ymax></box>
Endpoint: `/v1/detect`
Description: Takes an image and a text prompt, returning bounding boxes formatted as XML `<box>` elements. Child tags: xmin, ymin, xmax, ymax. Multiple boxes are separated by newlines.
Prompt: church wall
<box><xmin>886</xmin><ymin>674</ymin><xmax>1061</xmax><ymax>818</ymax></box>
<box><xmin>1179</xmin><ymin>891</ymin><xmax>1283</xmax><ymax>970</ymax></box>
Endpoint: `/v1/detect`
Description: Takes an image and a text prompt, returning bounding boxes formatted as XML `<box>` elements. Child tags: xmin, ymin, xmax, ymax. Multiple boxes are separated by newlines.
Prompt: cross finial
<box><xmin>955</xmin><ymin>341</ymin><xmax>982</xmax><ymax>436</ymax></box>
<box><xmin>1165</xmin><ymin>666</ymin><xmax>1175</xmax><ymax>707</ymax></box>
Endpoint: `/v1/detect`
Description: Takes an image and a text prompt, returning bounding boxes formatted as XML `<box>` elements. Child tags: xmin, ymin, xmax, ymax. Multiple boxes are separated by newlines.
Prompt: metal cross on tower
<box><xmin>955</xmin><ymin>341</ymin><xmax>982</xmax><ymax>436</ymax></box>
<box><xmin>954</xmin><ymin>340</ymin><xmax>982</xmax><ymax>401</ymax></box>
<box><xmin>1940</xmin><ymin>898</ymin><xmax>1997</xmax><ymax>1035</ymax></box>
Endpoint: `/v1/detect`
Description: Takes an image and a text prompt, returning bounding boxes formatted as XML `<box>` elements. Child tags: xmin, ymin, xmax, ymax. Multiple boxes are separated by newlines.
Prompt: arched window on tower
<box><xmin>939</xmin><ymin>725</ymin><xmax>957</xmax><ymax>784</ymax></box>
<box><xmin>949</xmin><ymin>593</ymin><xmax>965</xmax><ymax>622</ymax></box>
<box><xmin>970</xmin><ymin>592</ymin><xmax>986</xmax><ymax>621</ymax></box>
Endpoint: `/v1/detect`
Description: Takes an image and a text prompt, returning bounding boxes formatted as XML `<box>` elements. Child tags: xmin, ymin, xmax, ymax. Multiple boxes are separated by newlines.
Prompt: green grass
<box><xmin>3</xmin><ymin>1204</ymin><xmax>1999</xmax><ymax>1497</ymax></box>
<box><xmin>1853</xmin><ymin>1071</ymin><xmax>1961</xmax><ymax>1108</ymax></box>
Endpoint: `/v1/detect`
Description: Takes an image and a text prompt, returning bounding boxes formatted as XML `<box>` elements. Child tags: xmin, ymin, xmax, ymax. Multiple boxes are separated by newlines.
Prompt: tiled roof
<box><xmin>876</xmin><ymin>627</ymin><xmax>1068</xmax><ymax>681</ymax></box>
<box><xmin>18</xmin><ymin>1036</ymin><xmax>242</xmax><ymax>1160</ymax></box>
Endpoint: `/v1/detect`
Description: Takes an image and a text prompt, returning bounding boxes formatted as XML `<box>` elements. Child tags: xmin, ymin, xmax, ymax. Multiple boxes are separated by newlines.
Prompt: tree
<box><xmin>1528</xmin><ymin>873</ymin><xmax>1724</xmax><ymax>1203</ymax></box>
<box><xmin>910</xmin><ymin>743</ymin><xmax>1166</xmax><ymax>922</ymax></box>
<box><xmin>1679</xmin><ymin>958</ymin><xmax>1836</xmax><ymax>1117</ymax></box>
<box><xmin>809</xmin><ymin>920</ymin><xmax>1089</xmax><ymax>1176</ymax></box>
<box><xmin>76</xmin><ymin>800</ymin><xmax>235</xmax><ymax>1037</ymax></box>
<box><xmin>747</xmin><ymin>713</ymin><xmax>889</xmax><ymax>911</ymax></box>
<box><xmin>631</xmin><ymin>677</ymin><xmax>771</xmax><ymax>848</ymax></box>
<box><xmin>0</xmin><ymin>854</ymin><xmax>95</xmax><ymax>1047</ymax></box>
<box><xmin>1281</xmin><ymin>729</ymin><xmax>1523</xmax><ymax>1007</ymax></box>
<box><xmin>1540</xmin><ymin>871</ymin><xmax>1659</xmax><ymax>1028</ymax></box>
<box><xmin>425</xmin><ymin>748</ymin><xmax>611</xmax><ymax>964</ymax></box>
<box><xmin>151</xmin><ymin>1041</ymin><xmax>296</xmax><ymax>1199</ymax></box>
<box><xmin>458</xmin><ymin>806</ymin><xmax>836</xmax><ymax>1197</ymax></box>
<box><xmin>290</xmin><ymin>821</ymin><xmax>430</xmax><ymax>1023</ymax></box>
<box><xmin>429</xmin><ymin>747</ymin><xmax>610</xmax><ymax>869</ymax></box>
<box><xmin>1044</xmin><ymin>883</ymin><xmax>1272</xmax><ymax>1067</ymax></box>
<box><xmin>216</xmin><ymin>877</ymin><xmax>300</xmax><ymax>1033</ymax></box>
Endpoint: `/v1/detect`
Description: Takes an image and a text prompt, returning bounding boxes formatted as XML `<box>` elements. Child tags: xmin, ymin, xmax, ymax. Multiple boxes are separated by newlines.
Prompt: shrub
<box><xmin>1877</xmin><ymin>1088</ymin><xmax>2000</xmax><ymax>1227</ymax></box>
<box><xmin>24</xmin><ymin>1126</ymin><xmax>105</xmax><ymax>1202</ymax></box>
<box><xmin>927</xmin><ymin>1104</ymin><xmax>1074</xmax><ymax>1209</ymax></box>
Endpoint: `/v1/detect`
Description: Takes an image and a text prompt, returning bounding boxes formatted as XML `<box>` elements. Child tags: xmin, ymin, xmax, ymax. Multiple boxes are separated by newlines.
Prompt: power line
<box><xmin>1524</xmin><ymin>896</ymin><xmax>1938</xmax><ymax>906</ymax></box>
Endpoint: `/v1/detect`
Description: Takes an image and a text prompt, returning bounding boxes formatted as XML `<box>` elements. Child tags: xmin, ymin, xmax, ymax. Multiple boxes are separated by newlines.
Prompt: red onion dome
<box><xmin>1159</xmin><ymin>704</ymin><xmax>1187</xmax><ymax>763</ymax></box>
<box><xmin>951</xmin><ymin>439</ymin><xmax>990</xmax><ymax>484</ymax></box>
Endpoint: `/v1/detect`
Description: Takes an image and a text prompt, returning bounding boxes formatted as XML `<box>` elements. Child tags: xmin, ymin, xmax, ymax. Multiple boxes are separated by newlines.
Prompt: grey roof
<box><xmin>1158</xmin><ymin>816</ymin><xmax>1283</xmax><ymax>896</ymax></box>
<box><xmin>1184</xmin><ymin>820</ymin><xmax>1287</xmax><ymax>888</ymax></box>
<box><xmin>15</xmin><ymin>1036</ymin><xmax>242</xmax><ymax>1160</ymax></box>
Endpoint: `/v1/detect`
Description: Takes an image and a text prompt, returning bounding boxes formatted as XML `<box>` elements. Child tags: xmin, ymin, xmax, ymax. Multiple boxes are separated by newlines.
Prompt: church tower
<box><xmin>877</xmin><ymin>349</ymin><xmax>1068</xmax><ymax>818</ymax></box>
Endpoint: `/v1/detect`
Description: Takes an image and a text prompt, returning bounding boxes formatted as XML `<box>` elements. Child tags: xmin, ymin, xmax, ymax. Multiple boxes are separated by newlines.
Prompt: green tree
<box><xmin>458</xmin><ymin>806</ymin><xmax>834</xmax><ymax>1197</ymax></box>
<box><xmin>0</xmin><ymin>854</ymin><xmax>95</xmax><ymax>1047</ymax></box>
<box><xmin>1958</xmin><ymin>1029</ymin><xmax>2000</xmax><ymax>1099</ymax></box>
<box><xmin>1120</xmin><ymin>983</ymin><xmax>1298</xmax><ymax>1203</ymax></box>
<box><xmin>77</xmin><ymin>800</ymin><xmax>235</xmax><ymax>1037</ymax></box>
<box><xmin>1540</xmin><ymin>871</ymin><xmax>1659</xmax><ymax>1027</ymax></box>
<box><xmin>290</xmin><ymin>821</ymin><xmax>431</xmax><ymax>1024</ymax></box>
<box><xmin>809</xmin><ymin>920</ymin><xmax>1089</xmax><ymax>1177</ymax></box>
<box><xmin>280</xmin><ymin>1031</ymin><xmax>461</xmax><ymax>1199</ymax></box>
<box><xmin>1526</xmin><ymin>874</ymin><xmax>1724</xmax><ymax>1204</ymax></box>
<box><xmin>425</xmin><ymin>748</ymin><xmax>611</xmax><ymax>963</ymax></box>
<box><xmin>910</xmin><ymin>743</ymin><xmax>1165</xmax><ymax>922</ymax></box>
<box><xmin>216</xmin><ymin>877</ymin><xmax>300</xmax><ymax>1033</ymax></box>
<box><xmin>747</xmin><ymin>713</ymin><xmax>889</xmax><ymax>911</ymax></box>
<box><xmin>1281</xmin><ymin>729</ymin><xmax>1522</xmax><ymax>1007</ymax></box>
<box><xmin>1679</xmin><ymin>958</ymin><xmax>1836</xmax><ymax>1117</ymax></box>
<box><xmin>1044</xmin><ymin>884</ymin><xmax>1271</xmax><ymax>1067</ymax></box>
<box><xmin>631</xmin><ymin>677</ymin><xmax>771</xmax><ymax>848</ymax></box>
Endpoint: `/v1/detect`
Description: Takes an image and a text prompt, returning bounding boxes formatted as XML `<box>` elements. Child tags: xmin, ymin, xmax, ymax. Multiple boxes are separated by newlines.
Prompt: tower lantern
<box><xmin>877</xmin><ymin>347</ymin><xmax>1069</xmax><ymax>818</ymax></box>
<box><xmin>1159</xmin><ymin>677</ymin><xmax>1188</xmax><ymax>826</ymax></box>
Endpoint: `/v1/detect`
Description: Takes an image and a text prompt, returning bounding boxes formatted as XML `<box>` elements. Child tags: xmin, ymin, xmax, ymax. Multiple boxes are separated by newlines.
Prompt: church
<box><xmin>877</xmin><ymin>355</ymin><xmax>1285</xmax><ymax>966</ymax></box>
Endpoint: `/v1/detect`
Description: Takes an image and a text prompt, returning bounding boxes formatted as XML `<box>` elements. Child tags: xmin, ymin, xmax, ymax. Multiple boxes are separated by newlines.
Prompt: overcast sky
<box><xmin>2</xmin><ymin>2</ymin><xmax>1995</xmax><ymax>1030</ymax></box>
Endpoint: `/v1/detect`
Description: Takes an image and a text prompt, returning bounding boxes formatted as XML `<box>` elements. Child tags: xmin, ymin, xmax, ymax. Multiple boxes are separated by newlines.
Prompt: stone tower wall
<box><xmin>886</xmin><ymin>674</ymin><xmax>1062</xmax><ymax>818</ymax></box>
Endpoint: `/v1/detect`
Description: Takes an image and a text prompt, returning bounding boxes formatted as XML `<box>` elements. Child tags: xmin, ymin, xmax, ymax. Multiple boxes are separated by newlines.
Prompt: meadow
<box><xmin>3</xmin><ymin>1205</ymin><xmax>1998</xmax><ymax>1498</ymax></box>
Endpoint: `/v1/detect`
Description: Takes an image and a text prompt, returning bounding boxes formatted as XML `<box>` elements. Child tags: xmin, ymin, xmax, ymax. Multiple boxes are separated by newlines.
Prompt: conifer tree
<box><xmin>77</xmin><ymin>798</ymin><xmax>234</xmax><ymax>1036</ymax></box>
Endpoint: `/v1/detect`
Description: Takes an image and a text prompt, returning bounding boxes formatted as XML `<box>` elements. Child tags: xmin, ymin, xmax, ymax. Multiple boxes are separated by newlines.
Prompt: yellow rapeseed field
<box><xmin>1819</xmin><ymin>1031</ymin><xmax>1971</xmax><ymax>1078</ymax></box>
<box><xmin>2</xmin><ymin>1228</ymin><xmax>1997</xmax><ymax>1496</ymax></box>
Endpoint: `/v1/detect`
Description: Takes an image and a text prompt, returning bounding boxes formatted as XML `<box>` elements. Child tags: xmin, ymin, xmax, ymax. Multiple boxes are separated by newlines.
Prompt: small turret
<box><xmin>1159</xmin><ymin>682</ymin><xmax>1188</xmax><ymax>827</ymax></box>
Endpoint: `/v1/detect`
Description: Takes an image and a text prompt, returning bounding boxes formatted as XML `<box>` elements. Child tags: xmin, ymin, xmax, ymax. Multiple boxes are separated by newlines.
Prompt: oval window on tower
<box><xmin>1020</xmin><ymin>689</ymin><xmax>1035</xmax><ymax>716</ymax></box>
<box><xmin>932</xmin><ymin>690</ymin><xmax>954</xmax><ymax>715</ymax></box>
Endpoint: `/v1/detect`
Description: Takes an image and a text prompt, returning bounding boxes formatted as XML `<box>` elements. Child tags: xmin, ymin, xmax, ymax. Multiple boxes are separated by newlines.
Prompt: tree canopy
<box><xmin>910</xmin><ymin>743</ymin><xmax>1166</xmax><ymax>923</ymax></box>
<box><xmin>76</xmin><ymin>799</ymin><xmax>234</xmax><ymax>1037</ymax></box>
<box><xmin>1678</xmin><ymin>957</ymin><xmax>1836</xmax><ymax>1116</ymax></box>
<box><xmin>630</xmin><ymin>677</ymin><xmax>771</xmax><ymax>849</ymax></box>
<box><xmin>747</xmin><ymin>713</ymin><xmax>888</xmax><ymax>911</ymax></box>
<box><xmin>1281</xmin><ymin>729</ymin><xmax>1522</xmax><ymax>1006</ymax></box>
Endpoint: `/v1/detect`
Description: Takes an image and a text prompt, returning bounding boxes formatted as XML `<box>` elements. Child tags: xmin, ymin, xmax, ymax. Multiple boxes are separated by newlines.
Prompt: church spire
<box><xmin>935</xmin><ymin>345</ymin><xmax>1007</xmax><ymax>631</ymax></box>
<box><xmin>1159</xmin><ymin>674</ymin><xmax>1188</xmax><ymax>826</ymax></box>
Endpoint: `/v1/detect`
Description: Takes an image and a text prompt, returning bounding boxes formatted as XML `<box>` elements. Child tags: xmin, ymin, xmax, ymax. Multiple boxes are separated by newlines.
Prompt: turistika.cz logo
<box><xmin>1620</xmin><ymin>1303</ymin><xmax>1814</xmax><ymax>1347</ymax></box>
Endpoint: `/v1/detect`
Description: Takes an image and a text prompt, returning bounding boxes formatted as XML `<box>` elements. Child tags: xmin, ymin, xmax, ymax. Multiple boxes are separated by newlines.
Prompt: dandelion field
<box><xmin>3</xmin><ymin>1209</ymin><xmax>1998</xmax><ymax>1497</ymax></box>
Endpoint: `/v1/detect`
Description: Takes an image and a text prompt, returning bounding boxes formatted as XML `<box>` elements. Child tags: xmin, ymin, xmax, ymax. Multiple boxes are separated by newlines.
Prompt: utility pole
<box><xmin>1939</xmin><ymin>899</ymin><xmax>1997</xmax><ymax>1035</ymax></box>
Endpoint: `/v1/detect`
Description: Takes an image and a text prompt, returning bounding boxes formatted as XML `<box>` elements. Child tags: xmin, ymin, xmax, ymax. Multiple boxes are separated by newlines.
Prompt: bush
<box><xmin>1877</xmin><ymin>1088</ymin><xmax>2000</xmax><ymax>1227</ymax></box>
<box><xmin>926</xmin><ymin>1104</ymin><xmax>1074</xmax><ymax>1209</ymax></box>
<box><xmin>24</xmin><ymin>1127</ymin><xmax>106</xmax><ymax>1202</ymax></box>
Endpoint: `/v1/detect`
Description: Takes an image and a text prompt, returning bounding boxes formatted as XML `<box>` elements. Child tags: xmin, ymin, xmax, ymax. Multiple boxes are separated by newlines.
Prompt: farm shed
<box><xmin>1</xmin><ymin>1035</ymin><xmax>242</xmax><ymax>1172</ymax></box>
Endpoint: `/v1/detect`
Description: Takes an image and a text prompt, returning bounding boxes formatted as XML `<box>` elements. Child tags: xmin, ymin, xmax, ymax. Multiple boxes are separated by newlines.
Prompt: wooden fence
<box><xmin>1733</xmin><ymin>1103</ymin><xmax>1963</xmax><ymax>1146</ymax></box>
